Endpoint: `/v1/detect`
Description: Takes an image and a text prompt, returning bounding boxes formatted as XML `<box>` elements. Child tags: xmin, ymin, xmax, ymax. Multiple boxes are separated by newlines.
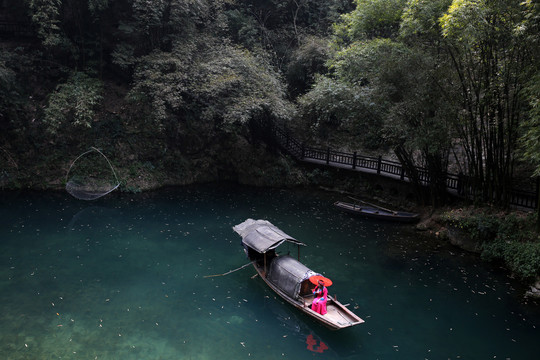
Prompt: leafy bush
<box><xmin>297</xmin><ymin>74</ymin><xmax>383</xmax><ymax>147</ymax></box>
<box><xmin>129</xmin><ymin>43</ymin><xmax>293</xmax><ymax>129</ymax></box>
<box><xmin>480</xmin><ymin>213</ymin><xmax>540</xmax><ymax>280</ymax></box>
<box><xmin>442</xmin><ymin>209</ymin><xmax>499</xmax><ymax>242</ymax></box>
<box><xmin>333</xmin><ymin>0</ymin><xmax>407</xmax><ymax>42</ymax></box>
<box><xmin>43</xmin><ymin>72</ymin><xmax>103</xmax><ymax>135</ymax></box>
<box><xmin>443</xmin><ymin>209</ymin><xmax>540</xmax><ymax>280</ymax></box>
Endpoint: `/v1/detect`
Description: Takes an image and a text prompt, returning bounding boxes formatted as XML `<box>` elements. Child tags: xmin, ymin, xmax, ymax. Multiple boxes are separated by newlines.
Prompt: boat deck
<box><xmin>302</xmin><ymin>294</ymin><xmax>364</xmax><ymax>327</ymax></box>
<box><xmin>326</xmin><ymin>303</ymin><xmax>360</xmax><ymax>326</ymax></box>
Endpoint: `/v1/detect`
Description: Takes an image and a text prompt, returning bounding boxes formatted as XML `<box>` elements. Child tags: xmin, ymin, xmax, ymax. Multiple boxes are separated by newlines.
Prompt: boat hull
<box><xmin>233</xmin><ymin>218</ymin><xmax>364</xmax><ymax>330</ymax></box>
<box><xmin>334</xmin><ymin>201</ymin><xmax>419</xmax><ymax>223</ymax></box>
<box><xmin>253</xmin><ymin>262</ymin><xmax>364</xmax><ymax>330</ymax></box>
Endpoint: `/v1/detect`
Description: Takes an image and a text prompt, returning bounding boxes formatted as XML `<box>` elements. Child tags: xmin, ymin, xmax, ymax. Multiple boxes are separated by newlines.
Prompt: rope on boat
<box><xmin>203</xmin><ymin>261</ymin><xmax>254</xmax><ymax>278</ymax></box>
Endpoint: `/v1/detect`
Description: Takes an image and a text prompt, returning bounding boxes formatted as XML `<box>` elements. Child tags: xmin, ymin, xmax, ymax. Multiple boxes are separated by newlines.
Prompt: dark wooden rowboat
<box><xmin>334</xmin><ymin>200</ymin><xmax>419</xmax><ymax>223</ymax></box>
<box><xmin>233</xmin><ymin>219</ymin><xmax>364</xmax><ymax>330</ymax></box>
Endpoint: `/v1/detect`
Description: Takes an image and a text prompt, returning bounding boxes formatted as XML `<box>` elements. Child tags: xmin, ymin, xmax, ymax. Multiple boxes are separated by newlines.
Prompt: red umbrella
<box><xmin>309</xmin><ymin>275</ymin><xmax>333</xmax><ymax>287</ymax></box>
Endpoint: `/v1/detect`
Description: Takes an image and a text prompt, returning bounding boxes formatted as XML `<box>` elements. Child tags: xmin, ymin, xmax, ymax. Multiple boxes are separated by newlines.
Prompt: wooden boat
<box><xmin>334</xmin><ymin>198</ymin><xmax>419</xmax><ymax>223</ymax></box>
<box><xmin>233</xmin><ymin>219</ymin><xmax>365</xmax><ymax>330</ymax></box>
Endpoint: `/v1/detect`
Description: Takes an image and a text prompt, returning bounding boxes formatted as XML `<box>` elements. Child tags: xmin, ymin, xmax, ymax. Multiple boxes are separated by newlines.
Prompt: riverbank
<box><xmin>315</xmin><ymin>183</ymin><xmax>540</xmax><ymax>302</ymax></box>
<box><xmin>2</xmin><ymin>142</ymin><xmax>539</xmax><ymax>301</ymax></box>
<box><xmin>412</xmin><ymin>206</ymin><xmax>540</xmax><ymax>301</ymax></box>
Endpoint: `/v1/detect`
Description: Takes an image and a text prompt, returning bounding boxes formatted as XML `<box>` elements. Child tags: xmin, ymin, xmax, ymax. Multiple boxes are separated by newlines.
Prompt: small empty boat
<box><xmin>334</xmin><ymin>198</ymin><xmax>419</xmax><ymax>223</ymax></box>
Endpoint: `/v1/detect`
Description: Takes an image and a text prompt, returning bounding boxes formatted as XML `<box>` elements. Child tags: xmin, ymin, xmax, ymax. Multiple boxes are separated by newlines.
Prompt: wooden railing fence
<box><xmin>268</xmin><ymin>120</ymin><xmax>538</xmax><ymax>210</ymax></box>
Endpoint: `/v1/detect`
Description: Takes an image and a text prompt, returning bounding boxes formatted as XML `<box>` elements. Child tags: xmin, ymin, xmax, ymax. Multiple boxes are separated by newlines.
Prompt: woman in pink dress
<box><xmin>311</xmin><ymin>280</ymin><xmax>328</xmax><ymax>315</ymax></box>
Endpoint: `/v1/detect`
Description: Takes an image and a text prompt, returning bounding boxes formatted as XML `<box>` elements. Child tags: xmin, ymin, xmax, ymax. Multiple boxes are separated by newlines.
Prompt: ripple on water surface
<box><xmin>0</xmin><ymin>185</ymin><xmax>538</xmax><ymax>359</ymax></box>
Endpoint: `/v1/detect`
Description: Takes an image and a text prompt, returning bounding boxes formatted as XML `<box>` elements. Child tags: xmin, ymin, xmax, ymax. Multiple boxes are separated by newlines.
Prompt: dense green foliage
<box><xmin>295</xmin><ymin>0</ymin><xmax>540</xmax><ymax>207</ymax></box>
<box><xmin>44</xmin><ymin>72</ymin><xmax>103</xmax><ymax>135</ymax></box>
<box><xmin>0</xmin><ymin>0</ymin><xmax>539</xmax><ymax>210</ymax></box>
<box><xmin>128</xmin><ymin>43</ymin><xmax>292</xmax><ymax>128</ymax></box>
<box><xmin>298</xmin><ymin>0</ymin><xmax>458</xmax><ymax>205</ymax></box>
<box><xmin>519</xmin><ymin>2</ymin><xmax>540</xmax><ymax>179</ymax></box>
<box><xmin>0</xmin><ymin>0</ymin><xmax>350</xmax><ymax>189</ymax></box>
<box><xmin>333</xmin><ymin>0</ymin><xmax>407</xmax><ymax>41</ymax></box>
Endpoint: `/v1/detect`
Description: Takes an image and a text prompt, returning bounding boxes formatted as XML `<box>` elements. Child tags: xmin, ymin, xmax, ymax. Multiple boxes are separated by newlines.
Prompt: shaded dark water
<box><xmin>0</xmin><ymin>184</ymin><xmax>538</xmax><ymax>359</ymax></box>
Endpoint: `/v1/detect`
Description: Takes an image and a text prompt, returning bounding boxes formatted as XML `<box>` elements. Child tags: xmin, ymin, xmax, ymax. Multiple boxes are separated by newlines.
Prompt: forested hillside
<box><xmin>0</xmin><ymin>0</ymin><xmax>354</xmax><ymax>189</ymax></box>
<box><xmin>1</xmin><ymin>0</ymin><xmax>539</xmax><ymax>208</ymax></box>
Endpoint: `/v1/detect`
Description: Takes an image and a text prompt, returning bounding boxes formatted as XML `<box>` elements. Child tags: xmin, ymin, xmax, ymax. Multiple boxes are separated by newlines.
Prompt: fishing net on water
<box><xmin>65</xmin><ymin>147</ymin><xmax>120</xmax><ymax>201</ymax></box>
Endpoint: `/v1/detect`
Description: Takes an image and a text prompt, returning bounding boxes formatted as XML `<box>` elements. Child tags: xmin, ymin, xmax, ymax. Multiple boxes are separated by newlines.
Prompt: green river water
<box><xmin>0</xmin><ymin>184</ymin><xmax>538</xmax><ymax>359</ymax></box>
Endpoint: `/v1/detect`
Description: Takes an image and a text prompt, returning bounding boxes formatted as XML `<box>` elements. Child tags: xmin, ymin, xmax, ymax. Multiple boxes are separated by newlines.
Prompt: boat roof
<box><xmin>267</xmin><ymin>255</ymin><xmax>317</xmax><ymax>299</ymax></box>
<box><xmin>233</xmin><ymin>219</ymin><xmax>306</xmax><ymax>253</ymax></box>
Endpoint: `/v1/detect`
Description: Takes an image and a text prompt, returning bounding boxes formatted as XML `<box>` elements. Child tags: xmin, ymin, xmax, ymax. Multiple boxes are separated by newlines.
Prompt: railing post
<box><xmin>377</xmin><ymin>156</ymin><xmax>382</xmax><ymax>174</ymax></box>
<box><xmin>352</xmin><ymin>152</ymin><xmax>357</xmax><ymax>170</ymax></box>
<box><xmin>326</xmin><ymin>147</ymin><xmax>330</xmax><ymax>165</ymax></box>
<box><xmin>400</xmin><ymin>166</ymin><xmax>405</xmax><ymax>180</ymax></box>
<box><xmin>301</xmin><ymin>143</ymin><xmax>305</xmax><ymax>159</ymax></box>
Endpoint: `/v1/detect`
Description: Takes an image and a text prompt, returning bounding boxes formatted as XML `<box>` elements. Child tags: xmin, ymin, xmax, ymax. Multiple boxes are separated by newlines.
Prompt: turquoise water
<box><xmin>1</xmin><ymin>184</ymin><xmax>538</xmax><ymax>359</ymax></box>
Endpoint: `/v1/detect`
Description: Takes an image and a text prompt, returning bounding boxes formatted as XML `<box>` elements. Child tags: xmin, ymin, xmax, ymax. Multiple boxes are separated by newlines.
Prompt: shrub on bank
<box><xmin>443</xmin><ymin>208</ymin><xmax>540</xmax><ymax>281</ymax></box>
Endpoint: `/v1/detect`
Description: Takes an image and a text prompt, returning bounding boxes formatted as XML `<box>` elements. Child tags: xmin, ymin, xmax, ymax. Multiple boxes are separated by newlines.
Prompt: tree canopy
<box><xmin>297</xmin><ymin>0</ymin><xmax>540</xmax><ymax>206</ymax></box>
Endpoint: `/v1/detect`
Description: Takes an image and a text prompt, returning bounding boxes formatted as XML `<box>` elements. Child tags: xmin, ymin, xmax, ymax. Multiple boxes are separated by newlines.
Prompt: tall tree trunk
<box><xmin>394</xmin><ymin>145</ymin><xmax>426</xmax><ymax>205</ymax></box>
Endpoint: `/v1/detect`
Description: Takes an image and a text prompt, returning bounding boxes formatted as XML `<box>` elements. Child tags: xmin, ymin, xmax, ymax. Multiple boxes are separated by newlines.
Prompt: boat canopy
<box><xmin>267</xmin><ymin>255</ymin><xmax>318</xmax><ymax>299</ymax></box>
<box><xmin>233</xmin><ymin>219</ymin><xmax>306</xmax><ymax>254</ymax></box>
